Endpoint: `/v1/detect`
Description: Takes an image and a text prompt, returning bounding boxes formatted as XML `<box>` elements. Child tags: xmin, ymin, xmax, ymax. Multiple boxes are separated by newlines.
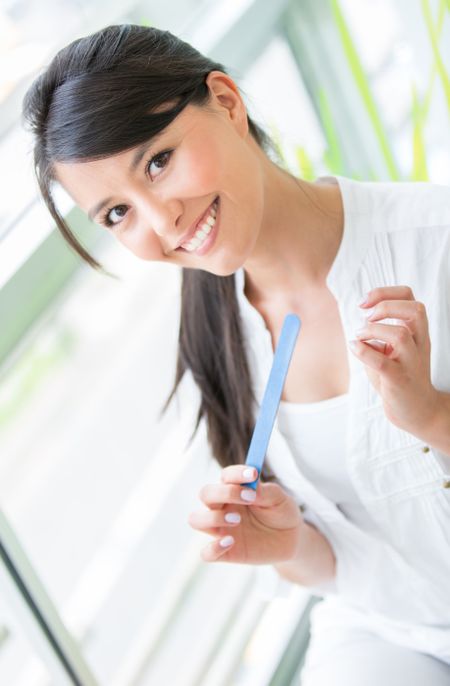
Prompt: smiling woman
<box><xmin>21</xmin><ymin>22</ymin><xmax>285</xmax><ymax>476</ymax></box>
<box><xmin>22</xmin><ymin>23</ymin><xmax>343</xmax><ymax>484</ymax></box>
<box><xmin>52</xmin><ymin>100</ymin><xmax>235</xmax><ymax>261</ymax></box>
<box><xmin>21</xmin><ymin>20</ymin><xmax>450</xmax><ymax>686</ymax></box>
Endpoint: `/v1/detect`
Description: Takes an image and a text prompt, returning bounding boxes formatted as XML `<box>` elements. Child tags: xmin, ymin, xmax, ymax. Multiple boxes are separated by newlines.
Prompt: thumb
<box><xmin>253</xmin><ymin>481</ymin><xmax>302</xmax><ymax>529</ymax></box>
<box><xmin>256</xmin><ymin>480</ymin><xmax>292</xmax><ymax>508</ymax></box>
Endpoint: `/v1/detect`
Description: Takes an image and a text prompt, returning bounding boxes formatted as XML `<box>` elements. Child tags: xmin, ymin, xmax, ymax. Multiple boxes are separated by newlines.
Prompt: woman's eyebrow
<box><xmin>130</xmin><ymin>130</ymin><xmax>169</xmax><ymax>172</ymax></box>
<box><xmin>129</xmin><ymin>140</ymin><xmax>153</xmax><ymax>172</ymax></box>
<box><xmin>88</xmin><ymin>135</ymin><xmax>167</xmax><ymax>221</ymax></box>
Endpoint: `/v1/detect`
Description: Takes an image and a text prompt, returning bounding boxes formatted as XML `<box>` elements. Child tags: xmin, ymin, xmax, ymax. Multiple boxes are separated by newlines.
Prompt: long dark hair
<box><xmin>22</xmin><ymin>24</ymin><xmax>293</xmax><ymax>480</ymax></box>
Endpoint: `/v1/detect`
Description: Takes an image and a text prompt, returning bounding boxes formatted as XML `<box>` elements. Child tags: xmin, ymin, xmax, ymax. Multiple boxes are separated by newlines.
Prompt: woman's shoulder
<box><xmin>337</xmin><ymin>175</ymin><xmax>450</xmax><ymax>235</ymax></box>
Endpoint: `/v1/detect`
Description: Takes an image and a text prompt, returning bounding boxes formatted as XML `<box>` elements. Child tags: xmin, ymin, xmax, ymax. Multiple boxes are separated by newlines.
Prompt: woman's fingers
<box><xmin>355</xmin><ymin>321</ymin><xmax>416</xmax><ymax>362</ymax></box>
<box><xmin>199</xmin><ymin>467</ymin><xmax>288</xmax><ymax>513</ymax></box>
<box><xmin>199</xmin><ymin>465</ymin><xmax>259</xmax><ymax>510</ymax></box>
<box><xmin>221</xmin><ymin>465</ymin><xmax>258</xmax><ymax>484</ymax></box>
<box><xmin>190</xmin><ymin>467</ymin><xmax>303</xmax><ymax>564</ymax></box>
<box><xmin>188</xmin><ymin>500</ymin><xmax>242</xmax><ymax>560</ymax></box>
<box><xmin>201</xmin><ymin>535</ymin><xmax>235</xmax><ymax>562</ymax></box>
<box><xmin>188</xmin><ymin>508</ymin><xmax>242</xmax><ymax>534</ymax></box>
<box><xmin>363</xmin><ymin>294</ymin><xmax>429</xmax><ymax>348</ymax></box>
<box><xmin>199</xmin><ymin>482</ymin><xmax>258</xmax><ymax>510</ymax></box>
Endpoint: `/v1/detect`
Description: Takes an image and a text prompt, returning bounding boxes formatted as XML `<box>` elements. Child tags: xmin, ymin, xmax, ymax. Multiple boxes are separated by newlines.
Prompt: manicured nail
<box><xmin>366</xmin><ymin>308</ymin><xmax>375</xmax><ymax>320</ymax></box>
<box><xmin>348</xmin><ymin>340</ymin><xmax>358</xmax><ymax>351</ymax></box>
<box><xmin>241</xmin><ymin>489</ymin><xmax>256</xmax><ymax>502</ymax></box>
<box><xmin>219</xmin><ymin>536</ymin><xmax>234</xmax><ymax>547</ymax></box>
<box><xmin>243</xmin><ymin>467</ymin><xmax>256</xmax><ymax>480</ymax></box>
<box><xmin>225</xmin><ymin>512</ymin><xmax>241</xmax><ymax>523</ymax></box>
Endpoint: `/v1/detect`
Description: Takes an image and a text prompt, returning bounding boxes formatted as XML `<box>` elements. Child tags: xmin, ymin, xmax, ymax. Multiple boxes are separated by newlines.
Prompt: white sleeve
<box><xmin>297</xmin><ymin>505</ymin><xmax>339</xmax><ymax>597</ymax></box>
<box><xmin>253</xmin><ymin>503</ymin><xmax>419</xmax><ymax>608</ymax></box>
<box><xmin>252</xmin><ymin>505</ymin><xmax>341</xmax><ymax>601</ymax></box>
<box><xmin>301</xmin><ymin>504</ymin><xmax>383</xmax><ymax>603</ymax></box>
<box><xmin>299</xmin><ymin>505</ymin><xmax>432</xmax><ymax>620</ymax></box>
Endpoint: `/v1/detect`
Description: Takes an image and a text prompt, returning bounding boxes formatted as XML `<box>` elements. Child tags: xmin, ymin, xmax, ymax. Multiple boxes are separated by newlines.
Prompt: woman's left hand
<box><xmin>349</xmin><ymin>285</ymin><xmax>440</xmax><ymax>434</ymax></box>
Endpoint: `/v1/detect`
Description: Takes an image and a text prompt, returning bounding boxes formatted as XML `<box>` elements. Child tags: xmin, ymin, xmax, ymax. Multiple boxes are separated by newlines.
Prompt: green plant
<box><xmin>422</xmin><ymin>0</ymin><xmax>450</xmax><ymax>114</ymax></box>
<box><xmin>410</xmin><ymin>83</ymin><xmax>429</xmax><ymax>181</ymax></box>
<box><xmin>330</xmin><ymin>0</ymin><xmax>401</xmax><ymax>180</ymax></box>
<box><xmin>317</xmin><ymin>88</ymin><xmax>344</xmax><ymax>174</ymax></box>
<box><xmin>285</xmin><ymin>0</ymin><xmax>449</xmax><ymax>184</ymax></box>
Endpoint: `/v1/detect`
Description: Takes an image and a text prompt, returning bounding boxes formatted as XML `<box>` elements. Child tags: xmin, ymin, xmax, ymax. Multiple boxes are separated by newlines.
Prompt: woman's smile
<box><xmin>176</xmin><ymin>195</ymin><xmax>220</xmax><ymax>256</ymax></box>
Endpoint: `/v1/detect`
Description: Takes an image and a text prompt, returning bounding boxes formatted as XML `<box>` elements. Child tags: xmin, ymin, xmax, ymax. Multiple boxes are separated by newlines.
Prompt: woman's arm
<box><xmin>273</xmin><ymin>520</ymin><xmax>336</xmax><ymax>587</ymax></box>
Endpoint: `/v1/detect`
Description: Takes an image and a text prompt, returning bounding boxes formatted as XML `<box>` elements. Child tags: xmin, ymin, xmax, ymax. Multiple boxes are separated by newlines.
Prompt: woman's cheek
<box><xmin>120</xmin><ymin>227</ymin><xmax>167</xmax><ymax>261</ymax></box>
<box><xmin>177</xmin><ymin>147</ymin><xmax>221</xmax><ymax>195</ymax></box>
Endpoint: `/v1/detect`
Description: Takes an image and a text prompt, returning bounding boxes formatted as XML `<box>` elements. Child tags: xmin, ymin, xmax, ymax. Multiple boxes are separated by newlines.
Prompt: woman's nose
<box><xmin>136</xmin><ymin>194</ymin><xmax>181</xmax><ymax>240</ymax></box>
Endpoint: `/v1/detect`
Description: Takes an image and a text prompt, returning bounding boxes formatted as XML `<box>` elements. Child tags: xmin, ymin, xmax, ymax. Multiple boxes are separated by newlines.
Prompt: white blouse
<box><xmin>230</xmin><ymin>173</ymin><xmax>450</xmax><ymax>663</ymax></box>
<box><xmin>277</xmin><ymin>394</ymin><xmax>380</xmax><ymax>536</ymax></box>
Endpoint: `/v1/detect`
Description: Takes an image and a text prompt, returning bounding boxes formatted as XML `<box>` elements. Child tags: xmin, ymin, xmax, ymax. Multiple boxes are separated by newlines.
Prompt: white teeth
<box><xmin>181</xmin><ymin>199</ymin><xmax>218</xmax><ymax>251</ymax></box>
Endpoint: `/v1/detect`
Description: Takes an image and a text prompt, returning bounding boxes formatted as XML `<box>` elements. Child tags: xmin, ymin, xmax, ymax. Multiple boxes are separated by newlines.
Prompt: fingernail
<box><xmin>355</xmin><ymin>328</ymin><xmax>366</xmax><ymax>337</ymax></box>
<box><xmin>220</xmin><ymin>535</ymin><xmax>234</xmax><ymax>547</ymax></box>
<box><xmin>225</xmin><ymin>512</ymin><xmax>241</xmax><ymax>523</ymax></box>
<box><xmin>348</xmin><ymin>339</ymin><xmax>358</xmax><ymax>351</ymax></box>
<box><xmin>243</xmin><ymin>467</ymin><xmax>256</xmax><ymax>480</ymax></box>
<box><xmin>241</xmin><ymin>489</ymin><xmax>256</xmax><ymax>502</ymax></box>
<box><xmin>365</xmin><ymin>307</ymin><xmax>376</xmax><ymax>320</ymax></box>
<box><xmin>358</xmin><ymin>294</ymin><xmax>369</xmax><ymax>307</ymax></box>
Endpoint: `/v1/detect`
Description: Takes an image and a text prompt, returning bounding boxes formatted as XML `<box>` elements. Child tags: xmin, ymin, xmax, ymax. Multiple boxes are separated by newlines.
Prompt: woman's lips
<box><xmin>176</xmin><ymin>197</ymin><xmax>219</xmax><ymax>249</ymax></box>
<box><xmin>192</xmin><ymin>198</ymin><xmax>220</xmax><ymax>256</ymax></box>
<box><xmin>176</xmin><ymin>196</ymin><xmax>220</xmax><ymax>254</ymax></box>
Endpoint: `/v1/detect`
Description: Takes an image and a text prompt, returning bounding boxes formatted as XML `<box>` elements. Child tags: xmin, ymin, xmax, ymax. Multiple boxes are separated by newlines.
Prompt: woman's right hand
<box><xmin>188</xmin><ymin>465</ymin><xmax>306</xmax><ymax>565</ymax></box>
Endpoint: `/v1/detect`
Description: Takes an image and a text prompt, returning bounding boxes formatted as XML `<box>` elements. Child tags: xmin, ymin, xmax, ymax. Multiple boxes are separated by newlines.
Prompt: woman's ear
<box><xmin>205</xmin><ymin>70</ymin><xmax>249</xmax><ymax>137</ymax></box>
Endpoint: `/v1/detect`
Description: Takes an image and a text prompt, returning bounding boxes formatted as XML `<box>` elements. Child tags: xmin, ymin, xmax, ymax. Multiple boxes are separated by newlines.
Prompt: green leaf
<box><xmin>422</xmin><ymin>0</ymin><xmax>450</xmax><ymax>115</ymax></box>
<box><xmin>415</xmin><ymin>1</ymin><xmax>445</xmax><ymax>126</ymax></box>
<box><xmin>317</xmin><ymin>88</ymin><xmax>344</xmax><ymax>173</ymax></box>
<box><xmin>410</xmin><ymin>83</ymin><xmax>429</xmax><ymax>181</ymax></box>
<box><xmin>330</xmin><ymin>0</ymin><xmax>400</xmax><ymax>180</ymax></box>
<box><xmin>295</xmin><ymin>146</ymin><xmax>315</xmax><ymax>181</ymax></box>
<box><xmin>267</xmin><ymin>122</ymin><xmax>290</xmax><ymax>169</ymax></box>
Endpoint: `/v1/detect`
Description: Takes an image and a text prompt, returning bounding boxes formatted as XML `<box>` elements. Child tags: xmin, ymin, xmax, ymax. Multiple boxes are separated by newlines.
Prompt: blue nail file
<box><xmin>241</xmin><ymin>313</ymin><xmax>301</xmax><ymax>490</ymax></box>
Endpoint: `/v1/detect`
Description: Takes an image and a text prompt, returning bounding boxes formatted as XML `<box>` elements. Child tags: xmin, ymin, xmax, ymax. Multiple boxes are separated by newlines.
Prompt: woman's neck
<box><xmin>242</xmin><ymin>161</ymin><xmax>344</xmax><ymax>307</ymax></box>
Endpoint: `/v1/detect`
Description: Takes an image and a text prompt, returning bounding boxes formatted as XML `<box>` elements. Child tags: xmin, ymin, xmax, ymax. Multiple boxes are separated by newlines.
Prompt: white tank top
<box><xmin>277</xmin><ymin>393</ymin><xmax>379</xmax><ymax>534</ymax></box>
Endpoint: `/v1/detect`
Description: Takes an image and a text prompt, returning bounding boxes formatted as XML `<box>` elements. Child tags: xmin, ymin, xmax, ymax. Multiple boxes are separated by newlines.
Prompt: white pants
<box><xmin>299</xmin><ymin>598</ymin><xmax>450</xmax><ymax>686</ymax></box>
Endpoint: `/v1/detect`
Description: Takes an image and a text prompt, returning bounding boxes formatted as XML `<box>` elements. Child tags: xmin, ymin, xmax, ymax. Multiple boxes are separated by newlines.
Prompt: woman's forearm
<box><xmin>418</xmin><ymin>390</ymin><xmax>450</xmax><ymax>460</ymax></box>
<box><xmin>274</xmin><ymin>521</ymin><xmax>336</xmax><ymax>587</ymax></box>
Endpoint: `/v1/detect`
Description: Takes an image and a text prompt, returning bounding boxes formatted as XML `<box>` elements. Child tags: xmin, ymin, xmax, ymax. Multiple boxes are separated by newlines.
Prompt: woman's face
<box><xmin>54</xmin><ymin>72</ymin><xmax>266</xmax><ymax>276</ymax></box>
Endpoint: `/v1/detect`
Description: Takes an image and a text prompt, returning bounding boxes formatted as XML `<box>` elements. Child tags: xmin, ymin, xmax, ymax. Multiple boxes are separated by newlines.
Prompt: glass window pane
<box><xmin>0</xmin><ymin>593</ymin><xmax>52</xmax><ymax>685</ymax></box>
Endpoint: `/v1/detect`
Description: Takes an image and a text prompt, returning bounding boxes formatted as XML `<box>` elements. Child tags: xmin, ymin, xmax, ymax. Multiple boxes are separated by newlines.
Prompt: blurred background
<box><xmin>0</xmin><ymin>0</ymin><xmax>449</xmax><ymax>684</ymax></box>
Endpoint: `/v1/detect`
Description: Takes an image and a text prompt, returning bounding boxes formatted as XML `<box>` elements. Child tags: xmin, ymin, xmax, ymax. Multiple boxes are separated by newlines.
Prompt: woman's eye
<box><xmin>99</xmin><ymin>149</ymin><xmax>173</xmax><ymax>229</ymax></box>
<box><xmin>146</xmin><ymin>150</ymin><xmax>172</xmax><ymax>179</ymax></box>
<box><xmin>103</xmin><ymin>204</ymin><xmax>128</xmax><ymax>227</ymax></box>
